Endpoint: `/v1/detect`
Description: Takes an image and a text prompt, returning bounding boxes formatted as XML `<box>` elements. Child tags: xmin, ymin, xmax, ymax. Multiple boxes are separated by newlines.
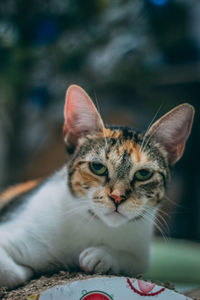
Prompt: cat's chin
<box><xmin>99</xmin><ymin>211</ymin><xmax>129</xmax><ymax>228</ymax></box>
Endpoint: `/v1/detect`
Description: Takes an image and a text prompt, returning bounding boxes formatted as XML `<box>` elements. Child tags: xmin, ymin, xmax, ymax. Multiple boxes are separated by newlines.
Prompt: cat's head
<box><xmin>63</xmin><ymin>85</ymin><xmax>194</xmax><ymax>227</ymax></box>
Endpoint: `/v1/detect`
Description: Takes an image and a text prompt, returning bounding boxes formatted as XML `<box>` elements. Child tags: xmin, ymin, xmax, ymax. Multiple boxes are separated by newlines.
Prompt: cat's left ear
<box><xmin>147</xmin><ymin>103</ymin><xmax>194</xmax><ymax>165</ymax></box>
<box><xmin>63</xmin><ymin>85</ymin><xmax>104</xmax><ymax>153</ymax></box>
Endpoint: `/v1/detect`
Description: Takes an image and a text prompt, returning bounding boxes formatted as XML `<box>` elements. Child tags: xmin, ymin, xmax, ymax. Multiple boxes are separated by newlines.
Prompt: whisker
<box><xmin>140</xmin><ymin>113</ymin><xmax>165</xmax><ymax>154</ymax></box>
<box><xmin>93</xmin><ymin>90</ymin><xmax>108</xmax><ymax>151</ymax></box>
<box><xmin>85</xmin><ymin>209</ymin><xmax>98</xmax><ymax>227</ymax></box>
<box><xmin>163</xmin><ymin>194</ymin><xmax>186</xmax><ymax>209</ymax></box>
<box><xmin>156</xmin><ymin>207</ymin><xmax>170</xmax><ymax>217</ymax></box>
<box><xmin>70</xmin><ymin>202</ymin><xmax>100</xmax><ymax>232</ymax></box>
<box><xmin>71</xmin><ymin>212</ymin><xmax>91</xmax><ymax>234</ymax></box>
<box><xmin>72</xmin><ymin>203</ymin><xmax>104</xmax><ymax>234</ymax></box>
<box><xmin>62</xmin><ymin>206</ymin><xmax>87</xmax><ymax>218</ymax></box>
<box><xmin>142</xmin><ymin>208</ymin><xmax>169</xmax><ymax>242</ymax></box>
<box><xmin>155</xmin><ymin>213</ymin><xmax>170</xmax><ymax>236</ymax></box>
<box><xmin>62</xmin><ymin>200</ymin><xmax>92</xmax><ymax>217</ymax></box>
<box><xmin>140</xmin><ymin>103</ymin><xmax>164</xmax><ymax>153</ymax></box>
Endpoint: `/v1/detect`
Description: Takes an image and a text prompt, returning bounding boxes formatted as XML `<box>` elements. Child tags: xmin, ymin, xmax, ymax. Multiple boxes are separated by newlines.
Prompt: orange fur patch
<box><xmin>133</xmin><ymin>143</ymin><xmax>142</xmax><ymax>163</ymax></box>
<box><xmin>103</xmin><ymin>128</ymin><xmax>123</xmax><ymax>139</ymax></box>
<box><xmin>80</xmin><ymin>172</ymin><xmax>102</xmax><ymax>185</ymax></box>
<box><xmin>72</xmin><ymin>180</ymin><xmax>87</xmax><ymax>196</ymax></box>
<box><xmin>0</xmin><ymin>179</ymin><xmax>41</xmax><ymax>209</ymax></box>
<box><xmin>71</xmin><ymin>165</ymin><xmax>103</xmax><ymax>197</ymax></box>
<box><xmin>123</xmin><ymin>140</ymin><xmax>135</xmax><ymax>155</ymax></box>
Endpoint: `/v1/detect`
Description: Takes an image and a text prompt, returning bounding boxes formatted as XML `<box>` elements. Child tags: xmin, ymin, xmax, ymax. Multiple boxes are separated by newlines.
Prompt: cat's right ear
<box><xmin>63</xmin><ymin>85</ymin><xmax>104</xmax><ymax>154</ymax></box>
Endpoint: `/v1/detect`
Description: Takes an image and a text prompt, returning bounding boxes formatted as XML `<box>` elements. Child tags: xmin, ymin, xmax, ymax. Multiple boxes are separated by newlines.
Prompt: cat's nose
<box><xmin>109</xmin><ymin>191</ymin><xmax>126</xmax><ymax>204</ymax></box>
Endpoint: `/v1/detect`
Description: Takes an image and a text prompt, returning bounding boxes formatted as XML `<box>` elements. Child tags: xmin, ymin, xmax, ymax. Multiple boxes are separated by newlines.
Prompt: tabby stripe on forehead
<box><xmin>116</xmin><ymin>150</ymin><xmax>131</xmax><ymax>179</ymax></box>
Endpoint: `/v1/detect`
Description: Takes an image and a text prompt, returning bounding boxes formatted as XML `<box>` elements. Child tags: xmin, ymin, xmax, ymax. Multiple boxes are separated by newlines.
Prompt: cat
<box><xmin>0</xmin><ymin>84</ymin><xmax>194</xmax><ymax>289</ymax></box>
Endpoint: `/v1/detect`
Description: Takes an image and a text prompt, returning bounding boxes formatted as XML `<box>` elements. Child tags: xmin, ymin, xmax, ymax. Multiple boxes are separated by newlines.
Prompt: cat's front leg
<box><xmin>0</xmin><ymin>247</ymin><xmax>33</xmax><ymax>289</ymax></box>
<box><xmin>79</xmin><ymin>247</ymin><xmax>119</xmax><ymax>274</ymax></box>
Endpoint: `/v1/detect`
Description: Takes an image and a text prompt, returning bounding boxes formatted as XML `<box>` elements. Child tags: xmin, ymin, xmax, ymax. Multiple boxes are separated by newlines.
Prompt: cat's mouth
<box><xmin>103</xmin><ymin>209</ymin><xmax>130</xmax><ymax>227</ymax></box>
<box><xmin>88</xmin><ymin>208</ymin><xmax>125</xmax><ymax>219</ymax></box>
<box><xmin>105</xmin><ymin>211</ymin><xmax>126</xmax><ymax>218</ymax></box>
<box><xmin>89</xmin><ymin>204</ymin><xmax>144</xmax><ymax>227</ymax></box>
<box><xmin>88</xmin><ymin>207</ymin><xmax>128</xmax><ymax>227</ymax></box>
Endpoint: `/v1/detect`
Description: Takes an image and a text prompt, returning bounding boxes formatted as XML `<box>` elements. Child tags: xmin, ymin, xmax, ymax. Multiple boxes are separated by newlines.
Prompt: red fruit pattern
<box><xmin>127</xmin><ymin>278</ymin><xmax>165</xmax><ymax>297</ymax></box>
<box><xmin>80</xmin><ymin>291</ymin><xmax>113</xmax><ymax>300</ymax></box>
<box><xmin>138</xmin><ymin>280</ymin><xmax>155</xmax><ymax>293</ymax></box>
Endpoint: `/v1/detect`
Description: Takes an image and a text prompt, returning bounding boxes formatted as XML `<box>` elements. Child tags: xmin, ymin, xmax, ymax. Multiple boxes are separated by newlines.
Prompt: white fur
<box><xmin>0</xmin><ymin>167</ymin><xmax>156</xmax><ymax>288</ymax></box>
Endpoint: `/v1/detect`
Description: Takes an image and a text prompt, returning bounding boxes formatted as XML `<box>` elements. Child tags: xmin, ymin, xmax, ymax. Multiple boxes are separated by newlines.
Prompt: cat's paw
<box><xmin>79</xmin><ymin>247</ymin><xmax>119</xmax><ymax>274</ymax></box>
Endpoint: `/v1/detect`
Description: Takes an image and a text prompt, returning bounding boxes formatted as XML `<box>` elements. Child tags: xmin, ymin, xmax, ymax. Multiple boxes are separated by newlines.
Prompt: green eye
<box><xmin>89</xmin><ymin>162</ymin><xmax>107</xmax><ymax>176</ymax></box>
<box><xmin>135</xmin><ymin>169</ymin><xmax>153</xmax><ymax>181</ymax></box>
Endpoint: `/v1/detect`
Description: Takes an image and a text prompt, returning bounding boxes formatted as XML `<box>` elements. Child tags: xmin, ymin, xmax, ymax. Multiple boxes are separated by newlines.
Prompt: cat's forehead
<box><xmin>70</xmin><ymin>126</ymin><xmax>168</xmax><ymax>182</ymax></box>
<box><xmin>84</xmin><ymin>127</ymin><xmax>152</xmax><ymax>166</ymax></box>
<box><xmin>102</xmin><ymin>128</ymin><xmax>146</xmax><ymax>161</ymax></box>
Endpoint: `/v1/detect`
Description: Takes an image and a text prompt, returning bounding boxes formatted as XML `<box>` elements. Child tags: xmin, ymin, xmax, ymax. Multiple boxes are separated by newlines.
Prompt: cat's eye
<box><xmin>89</xmin><ymin>162</ymin><xmax>107</xmax><ymax>176</ymax></box>
<box><xmin>135</xmin><ymin>169</ymin><xmax>153</xmax><ymax>181</ymax></box>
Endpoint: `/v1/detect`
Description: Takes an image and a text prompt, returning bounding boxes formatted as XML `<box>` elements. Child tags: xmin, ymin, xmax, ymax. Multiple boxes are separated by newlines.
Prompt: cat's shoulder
<box><xmin>0</xmin><ymin>166</ymin><xmax>68</xmax><ymax>214</ymax></box>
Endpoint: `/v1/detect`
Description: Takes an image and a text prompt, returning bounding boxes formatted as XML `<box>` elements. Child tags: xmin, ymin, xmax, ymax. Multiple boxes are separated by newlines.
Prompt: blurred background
<box><xmin>0</xmin><ymin>0</ymin><xmax>200</xmax><ymax>255</ymax></box>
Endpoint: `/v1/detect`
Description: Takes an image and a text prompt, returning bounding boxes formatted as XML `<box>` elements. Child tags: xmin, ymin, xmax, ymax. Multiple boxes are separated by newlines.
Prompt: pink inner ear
<box><xmin>64</xmin><ymin>85</ymin><xmax>91</xmax><ymax>122</ymax></box>
<box><xmin>63</xmin><ymin>85</ymin><xmax>104</xmax><ymax>145</ymax></box>
<box><xmin>147</xmin><ymin>103</ymin><xmax>194</xmax><ymax>164</ymax></box>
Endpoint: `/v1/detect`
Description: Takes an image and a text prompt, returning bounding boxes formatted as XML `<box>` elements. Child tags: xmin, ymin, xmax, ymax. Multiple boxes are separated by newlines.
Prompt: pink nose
<box><xmin>109</xmin><ymin>192</ymin><xmax>123</xmax><ymax>204</ymax></box>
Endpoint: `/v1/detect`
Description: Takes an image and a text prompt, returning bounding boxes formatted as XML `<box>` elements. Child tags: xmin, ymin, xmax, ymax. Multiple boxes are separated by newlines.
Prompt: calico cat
<box><xmin>0</xmin><ymin>85</ymin><xmax>194</xmax><ymax>289</ymax></box>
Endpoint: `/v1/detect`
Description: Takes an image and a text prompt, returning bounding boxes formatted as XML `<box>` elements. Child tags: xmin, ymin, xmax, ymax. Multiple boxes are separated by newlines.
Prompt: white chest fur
<box><xmin>0</xmin><ymin>167</ymin><xmax>155</xmax><ymax>288</ymax></box>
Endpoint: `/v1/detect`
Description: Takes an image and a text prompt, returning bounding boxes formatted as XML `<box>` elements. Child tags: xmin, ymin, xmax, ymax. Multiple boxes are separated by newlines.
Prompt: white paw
<box><xmin>79</xmin><ymin>247</ymin><xmax>119</xmax><ymax>274</ymax></box>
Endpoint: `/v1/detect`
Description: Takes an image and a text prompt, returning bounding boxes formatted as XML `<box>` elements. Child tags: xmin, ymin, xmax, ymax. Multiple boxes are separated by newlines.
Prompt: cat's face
<box><xmin>67</xmin><ymin>128</ymin><xmax>168</xmax><ymax>227</ymax></box>
<box><xmin>64</xmin><ymin>85</ymin><xmax>194</xmax><ymax>228</ymax></box>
